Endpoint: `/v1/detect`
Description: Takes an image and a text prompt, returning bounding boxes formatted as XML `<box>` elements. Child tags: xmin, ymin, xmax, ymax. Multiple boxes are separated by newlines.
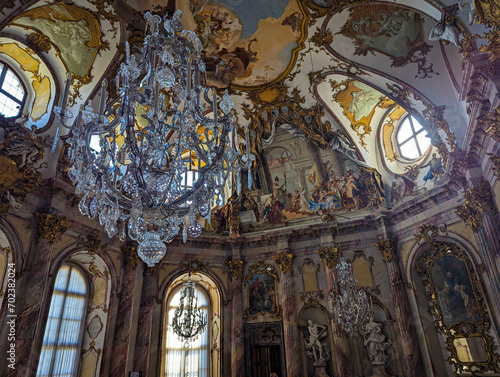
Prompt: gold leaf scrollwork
<box><xmin>487</xmin><ymin>153</ymin><xmax>500</xmax><ymax>178</ymax></box>
<box><xmin>415</xmin><ymin>241</ymin><xmax>500</xmax><ymax>374</ymax></box>
<box><xmin>226</xmin><ymin>260</ymin><xmax>245</xmax><ymax>280</ymax></box>
<box><xmin>26</xmin><ymin>31</ymin><xmax>52</xmax><ymax>53</ymax></box>
<box><xmin>273</xmin><ymin>251</ymin><xmax>295</xmax><ymax>275</ymax></box>
<box><xmin>455</xmin><ymin>181</ymin><xmax>496</xmax><ymax>232</ymax></box>
<box><xmin>479</xmin><ymin>105</ymin><xmax>500</xmax><ymax>143</ymax></box>
<box><xmin>77</xmin><ymin>232</ymin><xmax>107</xmax><ymax>255</ymax></box>
<box><xmin>34</xmin><ymin>212</ymin><xmax>71</xmax><ymax>244</ymax></box>
<box><xmin>414</xmin><ymin>225</ymin><xmax>441</xmax><ymax>244</ymax></box>
<box><xmin>375</xmin><ymin>237</ymin><xmax>398</xmax><ymax>263</ymax></box>
<box><xmin>121</xmin><ymin>241</ymin><xmax>140</xmax><ymax>270</ymax></box>
<box><xmin>316</xmin><ymin>246</ymin><xmax>339</xmax><ymax>270</ymax></box>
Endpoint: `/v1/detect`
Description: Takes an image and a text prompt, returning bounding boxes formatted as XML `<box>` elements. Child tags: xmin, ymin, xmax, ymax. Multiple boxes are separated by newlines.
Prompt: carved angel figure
<box><xmin>429</xmin><ymin>22</ymin><xmax>462</xmax><ymax>47</ymax></box>
<box><xmin>458</xmin><ymin>0</ymin><xmax>479</xmax><ymax>25</ymax></box>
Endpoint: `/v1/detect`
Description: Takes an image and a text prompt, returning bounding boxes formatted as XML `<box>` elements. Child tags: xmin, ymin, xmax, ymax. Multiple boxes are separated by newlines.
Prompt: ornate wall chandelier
<box><xmin>172</xmin><ymin>277</ymin><xmax>207</xmax><ymax>344</ymax></box>
<box><xmin>328</xmin><ymin>258</ymin><xmax>371</xmax><ymax>336</ymax></box>
<box><xmin>58</xmin><ymin>10</ymin><xmax>253</xmax><ymax>266</ymax></box>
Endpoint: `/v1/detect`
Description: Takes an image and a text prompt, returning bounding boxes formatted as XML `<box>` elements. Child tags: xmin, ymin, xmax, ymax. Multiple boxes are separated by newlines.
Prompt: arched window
<box><xmin>396</xmin><ymin>115</ymin><xmax>431</xmax><ymax>160</ymax></box>
<box><xmin>0</xmin><ymin>62</ymin><xmax>26</xmax><ymax>118</ymax></box>
<box><xmin>164</xmin><ymin>283</ymin><xmax>210</xmax><ymax>377</ymax></box>
<box><xmin>36</xmin><ymin>264</ymin><xmax>88</xmax><ymax>377</ymax></box>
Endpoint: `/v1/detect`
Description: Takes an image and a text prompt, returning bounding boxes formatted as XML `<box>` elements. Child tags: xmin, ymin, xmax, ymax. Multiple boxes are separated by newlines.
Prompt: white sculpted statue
<box><xmin>304</xmin><ymin>320</ymin><xmax>329</xmax><ymax>366</ymax></box>
<box><xmin>458</xmin><ymin>0</ymin><xmax>478</xmax><ymax>25</ymax></box>
<box><xmin>429</xmin><ymin>22</ymin><xmax>462</xmax><ymax>47</ymax></box>
<box><xmin>362</xmin><ymin>316</ymin><xmax>391</xmax><ymax>365</ymax></box>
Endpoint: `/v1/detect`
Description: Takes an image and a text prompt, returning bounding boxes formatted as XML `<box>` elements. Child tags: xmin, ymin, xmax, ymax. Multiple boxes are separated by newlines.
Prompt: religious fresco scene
<box><xmin>0</xmin><ymin>0</ymin><xmax>499</xmax><ymax>377</ymax></box>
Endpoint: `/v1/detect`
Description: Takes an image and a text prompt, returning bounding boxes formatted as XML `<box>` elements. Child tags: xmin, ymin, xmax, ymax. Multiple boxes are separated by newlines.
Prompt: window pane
<box><xmin>37</xmin><ymin>265</ymin><xmax>87</xmax><ymax>377</ymax></box>
<box><xmin>411</xmin><ymin>116</ymin><xmax>423</xmax><ymax>131</ymax></box>
<box><xmin>416</xmin><ymin>131</ymin><xmax>431</xmax><ymax>154</ymax></box>
<box><xmin>397</xmin><ymin>118</ymin><xmax>413</xmax><ymax>144</ymax></box>
<box><xmin>0</xmin><ymin>92</ymin><xmax>21</xmax><ymax>117</ymax></box>
<box><xmin>400</xmin><ymin>138</ymin><xmax>420</xmax><ymax>159</ymax></box>
<box><xmin>2</xmin><ymin>69</ymin><xmax>24</xmax><ymax>100</ymax></box>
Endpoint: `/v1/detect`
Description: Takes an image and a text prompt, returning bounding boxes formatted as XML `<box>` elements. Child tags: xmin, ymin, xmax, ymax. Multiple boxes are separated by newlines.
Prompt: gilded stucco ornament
<box><xmin>226</xmin><ymin>260</ymin><xmax>245</xmax><ymax>280</ymax></box>
<box><xmin>316</xmin><ymin>246</ymin><xmax>339</xmax><ymax>270</ymax></box>
<box><xmin>179</xmin><ymin>259</ymin><xmax>209</xmax><ymax>274</ymax></box>
<box><xmin>475</xmin><ymin>0</ymin><xmax>500</xmax><ymax>28</ymax></box>
<box><xmin>456</xmin><ymin>181</ymin><xmax>496</xmax><ymax>232</ymax></box>
<box><xmin>479</xmin><ymin>105</ymin><xmax>500</xmax><ymax>143</ymax></box>
<box><xmin>302</xmin><ymin>0</ymin><xmax>371</xmax><ymax>19</ymax></box>
<box><xmin>414</xmin><ymin>224</ymin><xmax>448</xmax><ymax>244</ymax></box>
<box><xmin>77</xmin><ymin>232</ymin><xmax>107</xmax><ymax>255</ymax></box>
<box><xmin>273</xmin><ymin>251</ymin><xmax>296</xmax><ymax>274</ymax></box>
<box><xmin>375</xmin><ymin>237</ymin><xmax>398</xmax><ymax>263</ymax></box>
<box><xmin>26</xmin><ymin>31</ymin><xmax>52</xmax><ymax>53</ymax></box>
<box><xmin>34</xmin><ymin>212</ymin><xmax>71</xmax><ymax>244</ymax></box>
<box><xmin>487</xmin><ymin>153</ymin><xmax>500</xmax><ymax>178</ymax></box>
<box><xmin>122</xmin><ymin>241</ymin><xmax>140</xmax><ymax>270</ymax></box>
<box><xmin>0</xmin><ymin>117</ymin><xmax>51</xmax><ymax>215</ymax></box>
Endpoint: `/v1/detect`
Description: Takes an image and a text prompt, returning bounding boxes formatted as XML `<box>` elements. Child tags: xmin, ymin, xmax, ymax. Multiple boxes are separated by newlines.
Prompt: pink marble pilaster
<box><xmin>481</xmin><ymin>210</ymin><xmax>500</xmax><ymax>257</ymax></box>
<box><xmin>133</xmin><ymin>266</ymin><xmax>157</xmax><ymax>375</ymax></box>
<box><xmin>230</xmin><ymin>275</ymin><xmax>244</xmax><ymax>375</ymax></box>
<box><xmin>1</xmin><ymin>239</ymin><xmax>53</xmax><ymax>377</ymax></box>
<box><xmin>325</xmin><ymin>268</ymin><xmax>354</xmax><ymax>377</ymax></box>
<box><xmin>386</xmin><ymin>261</ymin><xmax>425</xmax><ymax>377</ymax></box>
<box><xmin>109</xmin><ymin>253</ymin><xmax>138</xmax><ymax>377</ymax></box>
<box><xmin>281</xmin><ymin>269</ymin><xmax>303</xmax><ymax>377</ymax></box>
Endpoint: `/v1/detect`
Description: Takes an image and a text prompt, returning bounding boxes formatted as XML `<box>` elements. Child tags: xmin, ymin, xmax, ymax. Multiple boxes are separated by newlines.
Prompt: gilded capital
<box><xmin>273</xmin><ymin>251</ymin><xmax>295</xmax><ymax>274</ymax></box>
<box><xmin>122</xmin><ymin>242</ymin><xmax>140</xmax><ymax>270</ymax></box>
<box><xmin>316</xmin><ymin>246</ymin><xmax>339</xmax><ymax>270</ymax></box>
<box><xmin>226</xmin><ymin>260</ymin><xmax>245</xmax><ymax>280</ymax></box>
<box><xmin>375</xmin><ymin>237</ymin><xmax>398</xmax><ymax>263</ymax></box>
<box><xmin>481</xmin><ymin>105</ymin><xmax>500</xmax><ymax>142</ymax></box>
<box><xmin>456</xmin><ymin>181</ymin><xmax>496</xmax><ymax>232</ymax></box>
<box><xmin>34</xmin><ymin>212</ymin><xmax>71</xmax><ymax>244</ymax></box>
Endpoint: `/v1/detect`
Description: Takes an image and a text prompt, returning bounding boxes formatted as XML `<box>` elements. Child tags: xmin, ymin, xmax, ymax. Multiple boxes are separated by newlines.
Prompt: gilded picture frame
<box><xmin>416</xmin><ymin>242</ymin><xmax>500</xmax><ymax>374</ymax></box>
<box><xmin>245</xmin><ymin>261</ymin><xmax>282</xmax><ymax>319</ymax></box>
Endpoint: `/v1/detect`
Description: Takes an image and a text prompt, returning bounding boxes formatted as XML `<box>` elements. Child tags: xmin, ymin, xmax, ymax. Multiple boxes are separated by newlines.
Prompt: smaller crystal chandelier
<box><xmin>172</xmin><ymin>276</ymin><xmax>207</xmax><ymax>345</ymax></box>
<box><xmin>328</xmin><ymin>257</ymin><xmax>371</xmax><ymax>336</ymax></box>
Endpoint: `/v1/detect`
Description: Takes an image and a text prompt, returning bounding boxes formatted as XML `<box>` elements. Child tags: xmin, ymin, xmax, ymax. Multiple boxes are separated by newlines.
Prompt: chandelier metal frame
<box><xmin>328</xmin><ymin>257</ymin><xmax>372</xmax><ymax>336</ymax></box>
<box><xmin>55</xmin><ymin>10</ymin><xmax>253</xmax><ymax>266</ymax></box>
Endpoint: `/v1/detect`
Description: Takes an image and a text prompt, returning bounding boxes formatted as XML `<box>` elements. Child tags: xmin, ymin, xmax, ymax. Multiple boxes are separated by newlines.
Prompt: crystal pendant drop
<box><xmin>137</xmin><ymin>231</ymin><xmax>166</xmax><ymax>267</ymax></box>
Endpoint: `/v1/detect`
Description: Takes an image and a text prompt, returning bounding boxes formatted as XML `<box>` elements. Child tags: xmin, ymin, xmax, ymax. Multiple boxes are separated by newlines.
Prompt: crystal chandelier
<box><xmin>172</xmin><ymin>277</ymin><xmax>207</xmax><ymax>344</ymax></box>
<box><xmin>57</xmin><ymin>10</ymin><xmax>253</xmax><ymax>266</ymax></box>
<box><xmin>328</xmin><ymin>258</ymin><xmax>371</xmax><ymax>336</ymax></box>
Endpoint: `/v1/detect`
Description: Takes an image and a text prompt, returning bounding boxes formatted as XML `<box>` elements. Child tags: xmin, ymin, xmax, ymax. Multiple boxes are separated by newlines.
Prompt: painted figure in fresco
<box><xmin>249</xmin><ymin>277</ymin><xmax>265</xmax><ymax>312</ymax></box>
<box><xmin>391</xmin><ymin>175</ymin><xmax>416</xmax><ymax>203</ymax></box>
<box><xmin>241</xmin><ymin>193</ymin><xmax>260</xmax><ymax>222</ymax></box>
<box><xmin>422</xmin><ymin>153</ymin><xmax>444</xmax><ymax>187</ymax></box>
<box><xmin>362</xmin><ymin>316</ymin><xmax>391</xmax><ymax>365</ymax></box>
<box><xmin>429</xmin><ymin>22</ymin><xmax>462</xmax><ymax>47</ymax></box>
<box><xmin>305</xmin><ymin>320</ymin><xmax>328</xmax><ymax>365</ymax></box>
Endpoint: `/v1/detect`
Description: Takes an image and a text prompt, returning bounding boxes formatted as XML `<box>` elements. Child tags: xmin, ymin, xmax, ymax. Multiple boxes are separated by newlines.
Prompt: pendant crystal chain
<box><xmin>328</xmin><ymin>258</ymin><xmax>371</xmax><ymax>336</ymax></box>
<box><xmin>172</xmin><ymin>278</ymin><xmax>207</xmax><ymax>345</ymax></box>
<box><xmin>60</xmin><ymin>10</ymin><xmax>253</xmax><ymax>266</ymax></box>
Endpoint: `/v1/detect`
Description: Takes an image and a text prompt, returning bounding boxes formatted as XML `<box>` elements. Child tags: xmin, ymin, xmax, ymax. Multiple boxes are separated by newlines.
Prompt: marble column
<box><xmin>226</xmin><ymin>259</ymin><xmax>245</xmax><ymax>375</ymax></box>
<box><xmin>109</xmin><ymin>242</ymin><xmax>139</xmax><ymax>377</ymax></box>
<box><xmin>133</xmin><ymin>265</ymin><xmax>157</xmax><ymax>375</ymax></box>
<box><xmin>375</xmin><ymin>237</ymin><xmax>425</xmax><ymax>377</ymax></box>
<box><xmin>317</xmin><ymin>246</ymin><xmax>354</xmax><ymax>377</ymax></box>
<box><xmin>273</xmin><ymin>251</ymin><xmax>303</xmax><ymax>377</ymax></box>
<box><xmin>1</xmin><ymin>212</ymin><xmax>71</xmax><ymax>377</ymax></box>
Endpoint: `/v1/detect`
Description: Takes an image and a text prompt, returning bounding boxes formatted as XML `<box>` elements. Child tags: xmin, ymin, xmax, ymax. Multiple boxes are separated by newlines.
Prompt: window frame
<box><xmin>0</xmin><ymin>60</ymin><xmax>27</xmax><ymax>118</ymax></box>
<box><xmin>395</xmin><ymin>115</ymin><xmax>430</xmax><ymax>161</ymax></box>
<box><xmin>37</xmin><ymin>262</ymin><xmax>89</xmax><ymax>377</ymax></box>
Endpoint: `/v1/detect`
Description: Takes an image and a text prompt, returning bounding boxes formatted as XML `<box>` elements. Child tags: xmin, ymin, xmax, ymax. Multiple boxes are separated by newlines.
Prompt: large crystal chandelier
<box><xmin>328</xmin><ymin>258</ymin><xmax>371</xmax><ymax>336</ymax></box>
<box><xmin>172</xmin><ymin>277</ymin><xmax>207</xmax><ymax>344</ymax></box>
<box><xmin>58</xmin><ymin>10</ymin><xmax>253</xmax><ymax>266</ymax></box>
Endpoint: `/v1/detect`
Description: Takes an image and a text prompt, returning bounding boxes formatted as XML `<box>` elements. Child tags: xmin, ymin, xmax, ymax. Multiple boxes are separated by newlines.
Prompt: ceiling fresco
<box><xmin>11</xmin><ymin>4</ymin><xmax>104</xmax><ymax>80</ymax></box>
<box><xmin>178</xmin><ymin>0</ymin><xmax>309</xmax><ymax>88</ymax></box>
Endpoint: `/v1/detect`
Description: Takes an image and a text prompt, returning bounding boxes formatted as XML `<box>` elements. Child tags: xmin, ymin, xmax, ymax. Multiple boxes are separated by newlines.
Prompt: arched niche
<box><xmin>161</xmin><ymin>271</ymin><xmax>222</xmax><ymax>377</ymax></box>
